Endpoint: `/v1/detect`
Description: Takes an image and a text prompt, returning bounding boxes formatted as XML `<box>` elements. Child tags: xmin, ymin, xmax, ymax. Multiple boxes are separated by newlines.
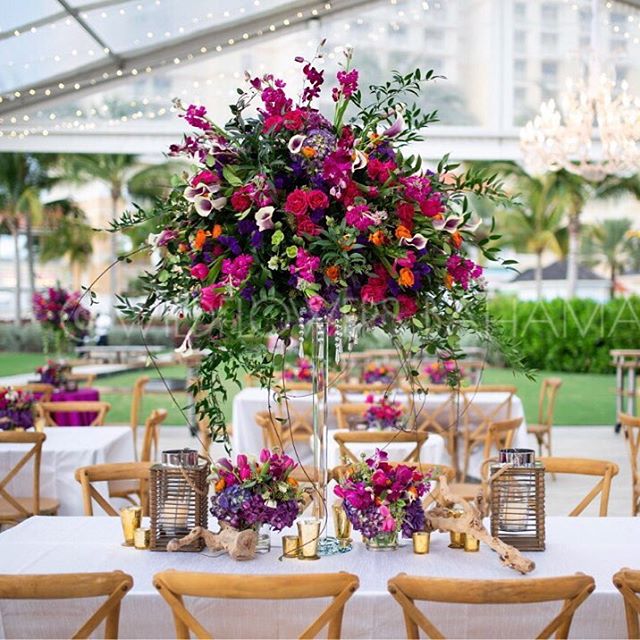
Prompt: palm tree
<box><xmin>61</xmin><ymin>155</ymin><xmax>178</xmax><ymax>319</ymax></box>
<box><xmin>583</xmin><ymin>219</ymin><xmax>633</xmax><ymax>298</ymax></box>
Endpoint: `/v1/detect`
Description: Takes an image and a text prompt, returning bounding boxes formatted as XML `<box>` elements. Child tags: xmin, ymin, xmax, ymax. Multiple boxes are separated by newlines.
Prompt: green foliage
<box><xmin>488</xmin><ymin>296</ymin><xmax>640</xmax><ymax>373</ymax></box>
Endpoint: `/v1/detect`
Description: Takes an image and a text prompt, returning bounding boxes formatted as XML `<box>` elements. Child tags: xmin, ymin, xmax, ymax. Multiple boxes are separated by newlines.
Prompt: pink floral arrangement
<box><xmin>283</xmin><ymin>358</ymin><xmax>313</xmax><ymax>382</ymax></box>
<box><xmin>114</xmin><ymin>46</ymin><xmax>517</xmax><ymax>443</ymax></box>
<box><xmin>334</xmin><ymin>449</ymin><xmax>429</xmax><ymax>540</ymax></box>
<box><xmin>362</xmin><ymin>363</ymin><xmax>396</xmax><ymax>384</ymax></box>
<box><xmin>363</xmin><ymin>394</ymin><xmax>403</xmax><ymax>430</ymax></box>
<box><xmin>36</xmin><ymin>360</ymin><xmax>70</xmax><ymax>388</ymax></box>
<box><xmin>424</xmin><ymin>360</ymin><xmax>465</xmax><ymax>385</ymax></box>
<box><xmin>0</xmin><ymin>388</ymin><xmax>35</xmax><ymax>431</ymax></box>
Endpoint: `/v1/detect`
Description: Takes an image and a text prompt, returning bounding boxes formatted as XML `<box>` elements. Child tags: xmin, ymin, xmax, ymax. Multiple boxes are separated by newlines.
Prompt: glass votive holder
<box><xmin>120</xmin><ymin>506</ymin><xmax>142</xmax><ymax>546</ymax></box>
<box><xmin>449</xmin><ymin>531</ymin><xmax>466</xmax><ymax>549</ymax></box>
<box><xmin>412</xmin><ymin>531</ymin><xmax>430</xmax><ymax>554</ymax></box>
<box><xmin>332</xmin><ymin>503</ymin><xmax>352</xmax><ymax>541</ymax></box>
<box><xmin>464</xmin><ymin>534</ymin><xmax>480</xmax><ymax>552</ymax></box>
<box><xmin>282</xmin><ymin>535</ymin><xmax>300</xmax><ymax>559</ymax></box>
<box><xmin>134</xmin><ymin>527</ymin><xmax>150</xmax><ymax>550</ymax></box>
<box><xmin>297</xmin><ymin>518</ymin><xmax>320</xmax><ymax>560</ymax></box>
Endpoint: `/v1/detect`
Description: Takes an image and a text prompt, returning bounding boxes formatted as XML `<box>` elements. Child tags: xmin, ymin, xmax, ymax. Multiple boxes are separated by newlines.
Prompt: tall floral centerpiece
<box><xmin>32</xmin><ymin>285</ymin><xmax>91</xmax><ymax>355</ymax></box>
<box><xmin>335</xmin><ymin>450</ymin><xmax>429</xmax><ymax>549</ymax></box>
<box><xmin>363</xmin><ymin>394</ymin><xmax>403</xmax><ymax>430</ymax></box>
<box><xmin>0</xmin><ymin>388</ymin><xmax>35</xmax><ymax>431</ymax></box>
<box><xmin>113</xmin><ymin>47</ymin><xmax>521</xmax><ymax>525</ymax></box>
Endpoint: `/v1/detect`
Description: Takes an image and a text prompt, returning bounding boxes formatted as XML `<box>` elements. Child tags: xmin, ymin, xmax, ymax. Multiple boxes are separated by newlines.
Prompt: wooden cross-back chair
<box><xmin>0</xmin><ymin>431</ymin><xmax>59</xmax><ymax>525</ymax></box>
<box><xmin>66</xmin><ymin>372</ymin><xmax>97</xmax><ymax>387</ymax></box>
<box><xmin>130</xmin><ymin>376</ymin><xmax>150</xmax><ymax>460</ymax></box>
<box><xmin>255</xmin><ymin>410</ymin><xmax>313</xmax><ymax>451</ymax></box>
<box><xmin>37</xmin><ymin>401</ymin><xmax>111</xmax><ymax>426</ymax></box>
<box><xmin>387</xmin><ymin>573</ymin><xmax>595</xmax><ymax>640</ymax></box>
<box><xmin>619</xmin><ymin>413</ymin><xmax>640</xmax><ymax>516</ymax></box>
<box><xmin>0</xmin><ymin>571</ymin><xmax>133</xmax><ymax>639</ymax></box>
<box><xmin>2</xmin><ymin>383</ymin><xmax>55</xmax><ymax>402</ymax></box>
<box><xmin>527</xmin><ymin>377</ymin><xmax>563</xmax><ymax>457</ymax></box>
<box><xmin>75</xmin><ymin>462</ymin><xmax>152</xmax><ymax>516</ymax></box>
<box><xmin>336</xmin><ymin>382</ymin><xmax>397</xmax><ymax>402</ymax></box>
<box><xmin>153</xmin><ymin>570</ymin><xmax>359</xmax><ymax>639</ymax></box>
<box><xmin>333</xmin><ymin>430</ymin><xmax>429</xmax><ymax>465</ymax></box>
<box><xmin>613</xmin><ymin>568</ymin><xmax>640</xmax><ymax>639</ymax></box>
<box><xmin>335</xmin><ymin>403</ymin><xmax>409</xmax><ymax>430</ymax></box>
<box><xmin>539</xmin><ymin>457</ymin><xmax>619</xmax><ymax>517</ymax></box>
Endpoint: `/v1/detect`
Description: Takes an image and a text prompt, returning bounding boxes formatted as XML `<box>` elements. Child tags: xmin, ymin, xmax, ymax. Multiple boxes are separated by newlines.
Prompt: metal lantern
<box><xmin>489</xmin><ymin>449</ymin><xmax>545</xmax><ymax>551</ymax></box>
<box><xmin>149</xmin><ymin>448</ymin><xmax>209</xmax><ymax>551</ymax></box>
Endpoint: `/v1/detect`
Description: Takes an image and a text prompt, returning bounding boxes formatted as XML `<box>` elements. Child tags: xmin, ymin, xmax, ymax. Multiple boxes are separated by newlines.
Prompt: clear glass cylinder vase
<box><xmin>364</xmin><ymin>531</ymin><xmax>398</xmax><ymax>551</ymax></box>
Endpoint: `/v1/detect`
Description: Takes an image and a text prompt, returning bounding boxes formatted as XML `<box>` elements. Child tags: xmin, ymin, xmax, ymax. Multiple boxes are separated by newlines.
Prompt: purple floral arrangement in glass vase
<box><xmin>210</xmin><ymin>449</ymin><xmax>303</xmax><ymax>533</ymax></box>
<box><xmin>362</xmin><ymin>363</ymin><xmax>396</xmax><ymax>384</ymax></box>
<box><xmin>363</xmin><ymin>394</ymin><xmax>403</xmax><ymax>430</ymax></box>
<box><xmin>334</xmin><ymin>449</ymin><xmax>430</xmax><ymax>550</ymax></box>
<box><xmin>0</xmin><ymin>388</ymin><xmax>35</xmax><ymax>430</ymax></box>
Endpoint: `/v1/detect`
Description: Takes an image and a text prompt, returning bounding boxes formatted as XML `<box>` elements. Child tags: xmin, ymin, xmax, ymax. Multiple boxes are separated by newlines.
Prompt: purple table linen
<box><xmin>50</xmin><ymin>388</ymin><xmax>101</xmax><ymax>426</ymax></box>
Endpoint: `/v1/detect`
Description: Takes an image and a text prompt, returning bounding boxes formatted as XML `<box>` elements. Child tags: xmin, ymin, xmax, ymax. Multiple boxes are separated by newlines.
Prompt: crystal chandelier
<box><xmin>520</xmin><ymin>0</ymin><xmax>640</xmax><ymax>182</ymax></box>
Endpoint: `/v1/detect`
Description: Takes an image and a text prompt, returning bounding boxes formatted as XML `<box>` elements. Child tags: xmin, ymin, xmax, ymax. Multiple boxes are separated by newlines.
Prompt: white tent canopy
<box><xmin>1</xmin><ymin>0</ymin><xmax>639</xmax><ymax>157</ymax></box>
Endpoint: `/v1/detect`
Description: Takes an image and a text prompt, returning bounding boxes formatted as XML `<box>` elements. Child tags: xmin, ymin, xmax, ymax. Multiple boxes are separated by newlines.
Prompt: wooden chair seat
<box><xmin>0</xmin><ymin>496</ymin><xmax>60</xmax><ymax>519</ymax></box>
<box><xmin>526</xmin><ymin>423</ymin><xmax>547</xmax><ymax>434</ymax></box>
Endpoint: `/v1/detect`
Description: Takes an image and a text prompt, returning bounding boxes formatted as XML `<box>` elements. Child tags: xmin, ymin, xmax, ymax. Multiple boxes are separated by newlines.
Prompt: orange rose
<box><xmin>301</xmin><ymin>146</ymin><xmax>316</xmax><ymax>158</ymax></box>
<box><xmin>287</xmin><ymin>476</ymin><xmax>299</xmax><ymax>487</ymax></box>
<box><xmin>395</xmin><ymin>225</ymin><xmax>412</xmax><ymax>239</ymax></box>
<box><xmin>444</xmin><ymin>273</ymin><xmax>454</xmax><ymax>289</ymax></box>
<box><xmin>325</xmin><ymin>265</ymin><xmax>340</xmax><ymax>282</ymax></box>
<box><xmin>451</xmin><ymin>231</ymin><xmax>463</xmax><ymax>248</ymax></box>
<box><xmin>193</xmin><ymin>229</ymin><xmax>208</xmax><ymax>250</ymax></box>
<box><xmin>214</xmin><ymin>477</ymin><xmax>226</xmax><ymax>492</ymax></box>
<box><xmin>178</xmin><ymin>243</ymin><xmax>189</xmax><ymax>253</ymax></box>
<box><xmin>369</xmin><ymin>230</ymin><xmax>387</xmax><ymax>246</ymax></box>
<box><xmin>398</xmin><ymin>267</ymin><xmax>415</xmax><ymax>287</ymax></box>
<box><xmin>212</xmin><ymin>224</ymin><xmax>223</xmax><ymax>239</ymax></box>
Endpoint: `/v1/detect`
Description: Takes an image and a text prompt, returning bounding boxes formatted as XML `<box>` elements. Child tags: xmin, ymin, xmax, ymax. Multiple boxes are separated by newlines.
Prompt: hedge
<box><xmin>488</xmin><ymin>296</ymin><xmax>640</xmax><ymax>373</ymax></box>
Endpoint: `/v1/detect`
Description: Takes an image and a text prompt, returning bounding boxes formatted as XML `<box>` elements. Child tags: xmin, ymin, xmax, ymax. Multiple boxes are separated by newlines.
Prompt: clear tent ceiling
<box><xmin>1</xmin><ymin>0</ymin><xmax>639</xmax><ymax>151</ymax></box>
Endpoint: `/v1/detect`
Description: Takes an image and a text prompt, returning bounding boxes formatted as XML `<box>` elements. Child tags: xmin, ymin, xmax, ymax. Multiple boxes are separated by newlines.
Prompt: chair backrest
<box><xmin>38</xmin><ymin>401</ymin><xmax>111</xmax><ymax>426</ymax></box>
<box><xmin>140</xmin><ymin>408</ymin><xmax>168</xmax><ymax>463</ymax></box>
<box><xmin>153</xmin><ymin>570</ymin><xmax>359</xmax><ymax>639</ymax></box>
<box><xmin>333</xmin><ymin>430</ymin><xmax>428</xmax><ymax>465</ymax></box>
<box><xmin>613</xmin><ymin>568</ymin><xmax>640</xmax><ymax>639</ymax></box>
<box><xmin>461</xmin><ymin>385</ymin><xmax>517</xmax><ymax>430</ymax></box>
<box><xmin>75</xmin><ymin>462</ymin><xmax>152</xmax><ymax>516</ymax></box>
<box><xmin>482</xmin><ymin>417</ymin><xmax>523</xmax><ymax>460</ymax></box>
<box><xmin>335</xmin><ymin>404</ymin><xmax>371</xmax><ymax>430</ymax></box>
<box><xmin>255</xmin><ymin>410</ymin><xmax>313</xmax><ymax>451</ymax></box>
<box><xmin>619</xmin><ymin>412</ymin><xmax>640</xmax><ymax>485</ymax></box>
<box><xmin>539</xmin><ymin>457</ymin><xmax>619</xmax><ymax>516</ymax></box>
<box><xmin>66</xmin><ymin>372</ymin><xmax>97</xmax><ymax>387</ymax></box>
<box><xmin>0</xmin><ymin>431</ymin><xmax>45</xmax><ymax>520</ymax></box>
<box><xmin>130</xmin><ymin>376</ymin><xmax>150</xmax><ymax>459</ymax></box>
<box><xmin>0</xmin><ymin>571</ymin><xmax>133</xmax><ymax>639</ymax></box>
<box><xmin>401</xmin><ymin>383</ymin><xmax>460</xmax><ymax>437</ymax></box>
<box><xmin>538</xmin><ymin>377</ymin><xmax>563</xmax><ymax>427</ymax></box>
<box><xmin>388</xmin><ymin>573</ymin><xmax>594</xmax><ymax>639</ymax></box>
<box><xmin>4</xmin><ymin>383</ymin><xmax>54</xmax><ymax>402</ymax></box>
<box><xmin>336</xmin><ymin>382</ymin><xmax>396</xmax><ymax>402</ymax></box>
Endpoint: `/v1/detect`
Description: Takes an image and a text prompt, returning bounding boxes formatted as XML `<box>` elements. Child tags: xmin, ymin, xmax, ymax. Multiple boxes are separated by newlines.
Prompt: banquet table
<box><xmin>232</xmin><ymin>388</ymin><xmax>530</xmax><ymax>477</ymax></box>
<box><xmin>0</xmin><ymin>426</ymin><xmax>133</xmax><ymax>515</ymax></box>
<box><xmin>0</xmin><ymin>516</ymin><xmax>632</xmax><ymax>639</ymax></box>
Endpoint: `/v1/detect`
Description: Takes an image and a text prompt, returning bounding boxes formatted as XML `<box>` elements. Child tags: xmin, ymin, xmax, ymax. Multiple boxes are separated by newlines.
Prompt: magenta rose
<box><xmin>190</xmin><ymin>263</ymin><xmax>209</xmax><ymax>280</ymax></box>
<box><xmin>284</xmin><ymin>189</ymin><xmax>308</xmax><ymax>217</ymax></box>
<box><xmin>307</xmin><ymin>189</ymin><xmax>329</xmax><ymax>211</ymax></box>
<box><xmin>200</xmin><ymin>284</ymin><xmax>224</xmax><ymax>312</ymax></box>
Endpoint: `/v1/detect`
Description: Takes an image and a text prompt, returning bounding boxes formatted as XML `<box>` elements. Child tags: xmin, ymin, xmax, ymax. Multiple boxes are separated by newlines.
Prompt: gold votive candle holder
<box><xmin>412</xmin><ymin>531</ymin><xmax>430</xmax><ymax>554</ymax></box>
<box><xmin>120</xmin><ymin>506</ymin><xmax>142</xmax><ymax>546</ymax></box>
<box><xmin>332</xmin><ymin>503</ymin><xmax>351</xmax><ymax>541</ymax></box>
<box><xmin>282</xmin><ymin>535</ymin><xmax>300</xmax><ymax>559</ymax></box>
<box><xmin>134</xmin><ymin>527</ymin><xmax>150</xmax><ymax>550</ymax></box>
<box><xmin>449</xmin><ymin>531</ymin><xmax>466</xmax><ymax>549</ymax></box>
<box><xmin>464</xmin><ymin>534</ymin><xmax>480</xmax><ymax>552</ymax></box>
<box><xmin>297</xmin><ymin>518</ymin><xmax>320</xmax><ymax>560</ymax></box>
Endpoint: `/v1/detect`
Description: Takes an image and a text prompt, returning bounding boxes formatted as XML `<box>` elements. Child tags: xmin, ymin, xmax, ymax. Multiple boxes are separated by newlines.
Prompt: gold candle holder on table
<box><xmin>134</xmin><ymin>527</ymin><xmax>151</xmax><ymax>550</ymax></box>
<box><xmin>448</xmin><ymin>509</ymin><xmax>465</xmax><ymax>549</ymax></box>
<box><xmin>120</xmin><ymin>506</ymin><xmax>142</xmax><ymax>546</ymax></box>
<box><xmin>464</xmin><ymin>534</ymin><xmax>480</xmax><ymax>552</ymax></box>
<box><xmin>282</xmin><ymin>535</ymin><xmax>300</xmax><ymax>559</ymax></box>
<box><xmin>332</xmin><ymin>503</ymin><xmax>352</xmax><ymax>550</ymax></box>
<box><xmin>412</xmin><ymin>531</ymin><xmax>430</xmax><ymax>554</ymax></box>
<box><xmin>297</xmin><ymin>518</ymin><xmax>320</xmax><ymax>560</ymax></box>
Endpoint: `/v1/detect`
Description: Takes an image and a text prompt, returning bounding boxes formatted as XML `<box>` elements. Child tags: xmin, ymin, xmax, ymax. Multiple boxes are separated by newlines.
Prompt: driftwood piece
<box><xmin>167</xmin><ymin>523</ymin><xmax>258</xmax><ymax>561</ymax></box>
<box><xmin>424</xmin><ymin>476</ymin><xmax>535</xmax><ymax>575</ymax></box>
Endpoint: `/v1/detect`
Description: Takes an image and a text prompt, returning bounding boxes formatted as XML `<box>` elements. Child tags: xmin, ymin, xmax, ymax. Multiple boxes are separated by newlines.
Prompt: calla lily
<box><xmin>399</xmin><ymin>233</ymin><xmax>428</xmax><ymax>250</ymax></box>
<box><xmin>381</xmin><ymin>105</ymin><xmax>405</xmax><ymax>138</ymax></box>
<box><xmin>174</xmin><ymin>330</ymin><xmax>194</xmax><ymax>359</ymax></box>
<box><xmin>255</xmin><ymin>205</ymin><xmax>275</xmax><ymax>231</ymax></box>
<box><xmin>462</xmin><ymin>216</ymin><xmax>482</xmax><ymax>233</ymax></box>
<box><xmin>183</xmin><ymin>185</ymin><xmax>205</xmax><ymax>202</ymax></box>
<box><xmin>287</xmin><ymin>134</ymin><xmax>306</xmax><ymax>154</ymax></box>
<box><xmin>194</xmin><ymin>196</ymin><xmax>214</xmax><ymax>217</ymax></box>
<box><xmin>352</xmin><ymin>149</ymin><xmax>368</xmax><ymax>170</ymax></box>
<box><xmin>432</xmin><ymin>215</ymin><xmax>463</xmax><ymax>233</ymax></box>
<box><xmin>364</xmin><ymin>209</ymin><xmax>388</xmax><ymax>225</ymax></box>
<box><xmin>210</xmin><ymin>196</ymin><xmax>227</xmax><ymax>210</ymax></box>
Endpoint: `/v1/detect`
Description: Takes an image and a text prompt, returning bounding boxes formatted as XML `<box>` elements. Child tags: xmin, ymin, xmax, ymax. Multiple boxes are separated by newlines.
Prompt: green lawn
<box><xmin>0</xmin><ymin>351</ymin><xmax>618</xmax><ymax>426</ymax></box>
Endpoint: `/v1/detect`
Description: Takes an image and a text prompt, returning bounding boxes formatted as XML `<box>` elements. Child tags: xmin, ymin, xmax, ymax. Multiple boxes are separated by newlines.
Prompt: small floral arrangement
<box><xmin>210</xmin><ymin>449</ymin><xmax>303</xmax><ymax>531</ymax></box>
<box><xmin>362</xmin><ymin>363</ymin><xmax>396</xmax><ymax>384</ymax></box>
<box><xmin>0</xmin><ymin>388</ymin><xmax>35</xmax><ymax>431</ymax></box>
<box><xmin>32</xmin><ymin>285</ymin><xmax>91</xmax><ymax>354</ymax></box>
<box><xmin>423</xmin><ymin>359</ymin><xmax>465</xmax><ymax>385</ymax></box>
<box><xmin>334</xmin><ymin>449</ymin><xmax>429</xmax><ymax>541</ymax></box>
<box><xmin>363</xmin><ymin>394</ymin><xmax>403</xmax><ymax>430</ymax></box>
<box><xmin>283</xmin><ymin>357</ymin><xmax>313</xmax><ymax>382</ymax></box>
<box><xmin>36</xmin><ymin>360</ymin><xmax>70</xmax><ymax>388</ymax></box>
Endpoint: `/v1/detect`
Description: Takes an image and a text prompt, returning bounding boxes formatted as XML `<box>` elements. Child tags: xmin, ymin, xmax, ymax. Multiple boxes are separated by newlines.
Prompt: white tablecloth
<box><xmin>0</xmin><ymin>427</ymin><xmax>134</xmax><ymax>516</ymax></box>
<box><xmin>0</xmin><ymin>516</ymin><xmax>631</xmax><ymax>638</ymax></box>
<box><xmin>232</xmin><ymin>388</ymin><xmax>530</xmax><ymax>476</ymax></box>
